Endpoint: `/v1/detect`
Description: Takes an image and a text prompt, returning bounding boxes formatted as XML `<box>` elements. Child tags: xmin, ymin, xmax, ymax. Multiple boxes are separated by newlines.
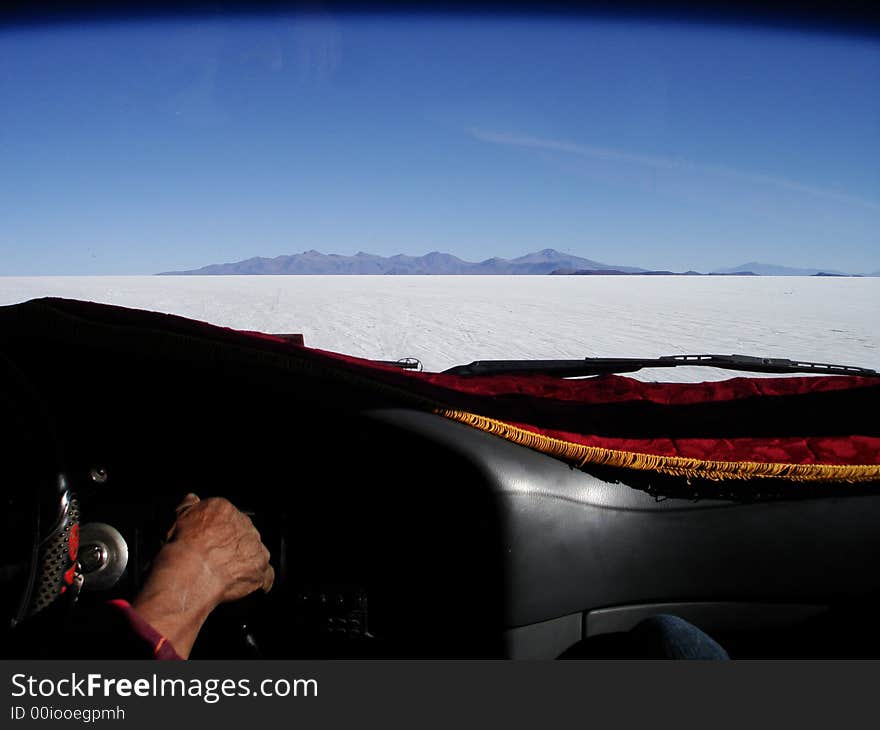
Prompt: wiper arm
<box><xmin>442</xmin><ymin>354</ymin><xmax>880</xmax><ymax>378</ymax></box>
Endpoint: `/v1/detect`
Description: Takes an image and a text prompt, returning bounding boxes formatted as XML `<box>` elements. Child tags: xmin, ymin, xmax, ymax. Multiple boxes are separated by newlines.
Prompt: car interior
<box><xmin>2</xmin><ymin>297</ymin><xmax>880</xmax><ymax>659</ymax></box>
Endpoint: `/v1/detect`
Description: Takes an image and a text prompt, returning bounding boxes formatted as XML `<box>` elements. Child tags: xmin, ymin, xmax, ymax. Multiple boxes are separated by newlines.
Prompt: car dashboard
<box><xmin>46</xmin><ymin>402</ymin><xmax>880</xmax><ymax>659</ymax></box>
<box><xmin>3</xmin><ymin>299</ymin><xmax>880</xmax><ymax>659</ymax></box>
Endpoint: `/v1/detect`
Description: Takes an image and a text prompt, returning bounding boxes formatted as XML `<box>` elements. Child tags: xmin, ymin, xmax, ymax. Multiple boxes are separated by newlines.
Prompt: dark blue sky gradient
<box><xmin>1</xmin><ymin>13</ymin><xmax>878</xmax><ymax>274</ymax></box>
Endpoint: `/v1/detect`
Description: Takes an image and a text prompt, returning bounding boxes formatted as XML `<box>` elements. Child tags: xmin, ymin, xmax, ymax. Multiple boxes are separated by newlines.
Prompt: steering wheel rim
<box><xmin>0</xmin><ymin>352</ymin><xmax>79</xmax><ymax>630</ymax></box>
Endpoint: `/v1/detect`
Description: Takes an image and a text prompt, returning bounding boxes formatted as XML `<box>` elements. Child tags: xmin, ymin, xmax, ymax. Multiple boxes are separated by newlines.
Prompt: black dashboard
<box><xmin>56</xmin><ymin>404</ymin><xmax>880</xmax><ymax>659</ymax></box>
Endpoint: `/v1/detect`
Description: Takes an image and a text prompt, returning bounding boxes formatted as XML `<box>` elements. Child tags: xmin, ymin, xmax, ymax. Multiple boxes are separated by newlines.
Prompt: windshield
<box><xmin>1</xmin><ymin>11</ymin><xmax>878</xmax><ymax>379</ymax></box>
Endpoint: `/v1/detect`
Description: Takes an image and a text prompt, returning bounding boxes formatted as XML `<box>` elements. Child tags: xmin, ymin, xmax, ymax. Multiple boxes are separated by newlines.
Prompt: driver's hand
<box><xmin>132</xmin><ymin>493</ymin><xmax>274</xmax><ymax>658</ymax></box>
<box><xmin>166</xmin><ymin>493</ymin><xmax>274</xmax><ymax>602</ymax></box>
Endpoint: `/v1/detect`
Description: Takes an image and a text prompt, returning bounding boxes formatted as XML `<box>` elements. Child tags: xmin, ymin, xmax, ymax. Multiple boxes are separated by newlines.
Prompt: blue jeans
<box><xmin>628</xmin><ymin>614</ymin><xmax>729</xmax><ymax>659</ymax></box>
<box><xmin>560</xmin><ymin>614</ymin><xmax>730</xmax><ymax>659</ymax></box>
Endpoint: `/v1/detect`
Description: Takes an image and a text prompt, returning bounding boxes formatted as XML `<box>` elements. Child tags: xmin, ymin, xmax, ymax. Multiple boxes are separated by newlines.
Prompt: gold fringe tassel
<box><xmin>435</xmin><ymin>407</ymin><xmax>880</xmax><ymax>483</ymax></box>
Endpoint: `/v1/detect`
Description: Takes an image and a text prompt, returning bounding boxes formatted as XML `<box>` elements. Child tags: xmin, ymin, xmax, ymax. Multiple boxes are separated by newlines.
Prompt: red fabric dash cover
<box><xmin>16</xmin><ymin>298</ymin><xmax>880</xmax><ymax>468</ymax></box>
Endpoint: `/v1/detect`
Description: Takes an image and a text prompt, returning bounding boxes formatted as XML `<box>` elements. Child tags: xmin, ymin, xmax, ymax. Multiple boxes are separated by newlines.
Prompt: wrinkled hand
<box><xmin>165</xmin><ymin>493</ymin><xmax>274</xmax><ymax>603</ymax></box>
<box><xmin>132</xmin><ymin>494</ymin><xmax>274</xmax><ymax>658</ymax></box>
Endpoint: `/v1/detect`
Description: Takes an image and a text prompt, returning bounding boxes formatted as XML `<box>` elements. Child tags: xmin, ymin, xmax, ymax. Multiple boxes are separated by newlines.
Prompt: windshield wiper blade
<box><xmin>442</xmin><ymin>354</ymin><xmax>880</xmax><ymax>378</ymax></box>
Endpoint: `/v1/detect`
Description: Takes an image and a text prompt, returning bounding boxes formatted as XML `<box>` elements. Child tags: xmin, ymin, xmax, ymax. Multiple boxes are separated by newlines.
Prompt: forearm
<box><xmin>131</xmin><ymin>543</ymin><xmax>220</xmax><ymax>659</ymax></box>
<box><xmin>129</xmin><ymin>494</ymin><xmax>273</xmax><ymax>659</ymax></box>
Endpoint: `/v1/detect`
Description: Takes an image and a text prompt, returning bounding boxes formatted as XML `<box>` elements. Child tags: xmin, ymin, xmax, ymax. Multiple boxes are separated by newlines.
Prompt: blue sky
<box><xmin>1</xmin><ymin>12</ymin><xmax>878</xmax><ymax>275</ymax></box>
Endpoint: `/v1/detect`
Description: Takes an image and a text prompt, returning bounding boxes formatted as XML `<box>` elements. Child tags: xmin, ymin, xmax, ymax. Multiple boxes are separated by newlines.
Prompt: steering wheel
<box><xmin>0</xmin><ymin>352</ymin><xmax>81</xmax><ymax>634</ymax></box>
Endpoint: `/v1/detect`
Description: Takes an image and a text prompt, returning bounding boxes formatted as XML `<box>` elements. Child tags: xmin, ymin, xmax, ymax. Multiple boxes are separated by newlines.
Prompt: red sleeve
<box><xmin>106</xmin><ymin>599</ymin><xmax>183</xmax><ymax>660</ymax></box>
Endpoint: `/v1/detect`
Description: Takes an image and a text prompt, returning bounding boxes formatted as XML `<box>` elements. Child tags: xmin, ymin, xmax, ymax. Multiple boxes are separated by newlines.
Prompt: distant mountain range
<box><xmin>157</xmin><ymin>250</ymin><xmax>876</xmax><ymax>277</ymax></box>
<box><xmin>158</xmin><ymin>249</ymin><xmax>646</xmax><ymax>276</ymax></box>
<box><xmin>710</xmin><ymin>262</ymin><xmax>853</xmax><ymax>277</ymax></box>
<box><xmin>551</xmin><ymin>269</ymin><xmax>759</xmax><ymax>276</ymax></box>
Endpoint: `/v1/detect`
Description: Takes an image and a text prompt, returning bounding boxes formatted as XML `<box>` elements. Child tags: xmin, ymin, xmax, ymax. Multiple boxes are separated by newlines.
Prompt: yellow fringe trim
<box><xmin>435</xmin><ymin>407</ymin><xmax>880</xmax><ymax>483</ymax></box>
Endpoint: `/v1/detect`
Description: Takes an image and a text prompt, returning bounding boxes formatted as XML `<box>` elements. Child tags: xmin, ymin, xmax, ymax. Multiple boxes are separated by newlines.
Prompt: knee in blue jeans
<box><xmin>630</xmin><ymin>614</ymin><xmax>729</xmax><ymax>660</ymax></box>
